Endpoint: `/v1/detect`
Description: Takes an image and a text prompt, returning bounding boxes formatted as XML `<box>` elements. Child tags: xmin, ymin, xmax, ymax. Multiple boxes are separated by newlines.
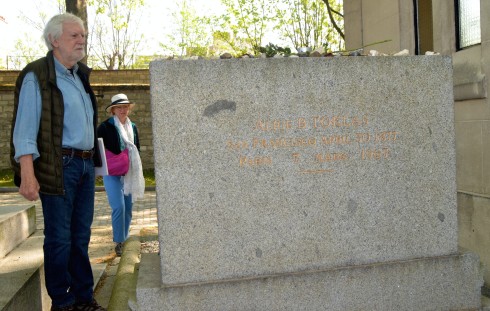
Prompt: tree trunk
<box><xmin>66</xmin><ymin>0</ymin><xmax>88</xmax><ymax>64</ymax></box>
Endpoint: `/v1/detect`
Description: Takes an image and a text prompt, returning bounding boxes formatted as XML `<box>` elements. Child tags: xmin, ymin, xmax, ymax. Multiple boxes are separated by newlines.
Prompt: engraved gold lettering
<box><xmin>321</xmin><ymin>135</ymin><xmax>351</xmax><ymax>145</ymax></box>
<box><xmin>273</xmin><ymin>120</ymin><xmax>281</xmax><ymax>131</ymax></box>
<box><xmin>254</xmin><ymin>119</ymin><xmax>294</xmax><ymax>132</ymax></box>
<box><xmin>361</xmin><ymin>115</ymin><xmax>369</xmax><ymax>125</ymax></box>
<box><xmin>313</xmin><ymin>115</ymin><xmax>369</xmax><ymax>129</ymax></box>
<box><xmin>227</xmin><ymin>140</ymin><xmax>249</xmax><ymax>150</ymax></box>
<box><xmin>239</xmin><ymin>155</ymin><xmax>273</xmax><ymax>166</ymax></box>
<box><xmin>252</xmin><ymin>137</ymin><xmax>316</xmax><ymax>148</ymax></box>
<box><xmin>351</xmin><ymin>116</ymin><xmax>362</xmax><ymax>126</ymax></box>
<box><xmin>360</xmin><ymin>148</ymin><xmax>391</xmax><ymax>160</ymax></box>
<box><xmin>297</xmin><ymin>118</ymin><xmax>307</xmax><ymax>129</ymax></box>
<box><xmin>356</xmin><ymin>131</ymin><xmax>398</xmax><ymax>144</ymax></box>
<box><xmin>355</xmin><ymin>133</ymin><xmax>371</xmax><ymax>143</ymax></box>
<box><xmin>254</xmin><ymin>120</ymin><xmax>267</xmax><ymax>131</ymax></box>
<box><xmin>244</xmin><ymin>114</ymin><xmax>397</xmax><ymax>170</ymax></box>
<box><xmin>374</xmin><ymin>131</ymin><xmax>398</xmax><ymax>142</ymax></box>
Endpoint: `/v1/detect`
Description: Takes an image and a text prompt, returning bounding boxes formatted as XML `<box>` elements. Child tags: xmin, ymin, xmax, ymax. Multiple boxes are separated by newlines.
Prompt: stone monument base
<box><xmin>135</xmin><ymin>251</ymin><xmax>482</xmax><ymax>311</ymax></box>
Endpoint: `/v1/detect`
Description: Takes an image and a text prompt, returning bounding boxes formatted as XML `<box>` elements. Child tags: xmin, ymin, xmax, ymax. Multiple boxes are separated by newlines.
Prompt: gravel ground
<box><xmin>140</xmin><ymin>240</ymin><xmax>159</xmax><ymax>254</ymax></box>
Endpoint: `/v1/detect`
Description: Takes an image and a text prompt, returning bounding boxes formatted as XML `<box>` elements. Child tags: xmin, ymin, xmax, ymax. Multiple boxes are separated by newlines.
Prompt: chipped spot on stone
<box><xmin>203</xmin><ymin>100</ymin><xmax>236</xmax><ymax>117</ymax></box>
<box><xmin>438</xmin><ymin>212</ymin><xmax>445</xmax><ymax>222</ymax></box>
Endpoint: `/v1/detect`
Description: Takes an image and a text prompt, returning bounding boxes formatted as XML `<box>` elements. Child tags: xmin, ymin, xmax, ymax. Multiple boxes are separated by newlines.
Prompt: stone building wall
<box><xmin>344</xmin><ymin>0</ymin><xmax>490</xmax><ymax>291</ymax></box>
<box><xmin>0</xmin><ymin>69</ymin><xmax>153</xmax><ymax>171</ymax></box>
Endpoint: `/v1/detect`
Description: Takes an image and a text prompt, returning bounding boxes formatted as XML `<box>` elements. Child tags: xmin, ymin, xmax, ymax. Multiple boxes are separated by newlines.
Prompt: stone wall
<box><xmin>0</xmin><ymin>69</ymin><xmax>153</xmax><ymax>171</ymax></box>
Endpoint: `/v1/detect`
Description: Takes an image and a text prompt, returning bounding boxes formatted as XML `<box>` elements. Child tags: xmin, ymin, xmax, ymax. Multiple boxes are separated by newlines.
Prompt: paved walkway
<box><xmin>1</xmin><ymin>188</ymin><xmax>157</xmax><ymax>231</ymax></box>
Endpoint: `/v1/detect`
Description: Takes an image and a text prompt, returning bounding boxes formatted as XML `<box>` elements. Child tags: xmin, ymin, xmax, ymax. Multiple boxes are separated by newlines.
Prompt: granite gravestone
<box><xmin>136</xmin><ymin>56</ymin><xmax>482</xmax><ymax>310</ymax></box>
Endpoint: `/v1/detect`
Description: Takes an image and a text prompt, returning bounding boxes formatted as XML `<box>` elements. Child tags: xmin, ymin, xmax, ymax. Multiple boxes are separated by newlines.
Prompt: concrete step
<box><xmin>0</xmin><ymin>204</ymin><xmax>36</xmax><ymax>258</ymax></box>
<box><xmin>0</xmin><ymin>202</ymin><xmax>107</xmax><ymax>311</ymax></box>
<box><xmin>0</xmin><ymin>228</ymin><xmax>108</xmax><ymax>311</ymax></box>
<box><xmin>0</xmin><ymin>230</ymin><xmax>47</xmax><ymax>310</ymax></box>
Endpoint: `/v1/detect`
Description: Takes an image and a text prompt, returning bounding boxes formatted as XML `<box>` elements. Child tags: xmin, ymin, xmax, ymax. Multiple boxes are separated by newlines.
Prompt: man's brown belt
<box><xmin>62</xmin><ymin>148</ymin><xmax>94</xmax><ymax>159</ymax></box>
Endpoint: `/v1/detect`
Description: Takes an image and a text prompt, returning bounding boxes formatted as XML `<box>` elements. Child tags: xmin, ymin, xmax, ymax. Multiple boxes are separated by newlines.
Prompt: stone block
<box><xmin>136</xmin><ymin>252</ymin><xmax>483</xmax><ymax>311</ymax></box>
<box><xmin>150</xmin><ymin>57</ymin><xmax>458</xmax><ymax>285</ymax></box>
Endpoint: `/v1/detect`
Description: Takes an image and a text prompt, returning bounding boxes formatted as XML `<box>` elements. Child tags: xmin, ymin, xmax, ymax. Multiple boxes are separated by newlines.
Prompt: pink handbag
<box><xmin>106</xmin><ymin>149</ymin><xmax>129</xmax><ymax>176</ymax></box>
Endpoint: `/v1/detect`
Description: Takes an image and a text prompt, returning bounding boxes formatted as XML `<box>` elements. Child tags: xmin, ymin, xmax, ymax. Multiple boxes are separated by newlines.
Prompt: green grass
<box><xmin>0</xmin><ymin>168</ymin><xmax>156</xmax><ymax>188</ymax></box>
<box><xmin>143</xmin><ymin>169</ymin><xmax>156</xmax><ymax>187</ymax></box>
<box><xmin>0</xmin><ymin>169</ymin><xmax>16</xmax><ymax>187</ymax></box>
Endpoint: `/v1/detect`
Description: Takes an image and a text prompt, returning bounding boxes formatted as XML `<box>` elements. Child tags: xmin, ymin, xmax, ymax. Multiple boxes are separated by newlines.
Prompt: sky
<box><xmin>0</xmin><ymin>0</ymin><xmax>226</xmax><ymax>65</ymax></box>
<box><xmin>0</xmin><ymin>0</ymin><xmax>322</xmax><ymax>69</ymax></box>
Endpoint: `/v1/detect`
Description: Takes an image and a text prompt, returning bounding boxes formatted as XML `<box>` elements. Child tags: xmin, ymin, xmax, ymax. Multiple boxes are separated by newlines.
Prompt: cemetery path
<box><xmin>0</xmin><ymin>188</ymin><xmax>158</xmax><ymax>310</ymax></box>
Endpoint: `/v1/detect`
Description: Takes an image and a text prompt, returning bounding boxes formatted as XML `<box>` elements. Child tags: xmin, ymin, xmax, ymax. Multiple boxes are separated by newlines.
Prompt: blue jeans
<box><xmin>103</xmin><ymin>175</ymin><xmax>132</xmax><ymax>243</ymax></box>
<box><xmin>40</xmin><ymin>155</ymin><xmax>95</xmax><ymax>308</ymax></box>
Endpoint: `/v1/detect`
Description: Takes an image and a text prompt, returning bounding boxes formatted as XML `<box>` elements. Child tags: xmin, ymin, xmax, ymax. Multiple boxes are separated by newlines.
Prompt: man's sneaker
<box><xmin>75</xmin><ymin>299</ymin><xmax>106</xmax><ymax>311</ymax></box>
<box><xmin>115</xmin><ymin>242</ymin><xmax>123</xmax><ymax>257</ymax></box>
<box><xmin>51</xmin><ymin>305</ymin><xmax>75</xmax><ymax>311</ymax></box>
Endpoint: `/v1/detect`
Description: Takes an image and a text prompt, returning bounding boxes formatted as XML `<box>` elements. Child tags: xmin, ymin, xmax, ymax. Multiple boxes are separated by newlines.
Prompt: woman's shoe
<box><xmin>115</xmin><ymin>242</ymin><xmax>123</xmax><ymax>256</ymax></box>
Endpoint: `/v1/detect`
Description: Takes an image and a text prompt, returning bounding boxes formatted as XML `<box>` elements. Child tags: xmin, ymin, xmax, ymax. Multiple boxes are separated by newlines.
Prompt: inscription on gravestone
<box><xmin>227</xmin><ymin>114</ymin><xmax>398</xmax><ymax>171</ymax></box>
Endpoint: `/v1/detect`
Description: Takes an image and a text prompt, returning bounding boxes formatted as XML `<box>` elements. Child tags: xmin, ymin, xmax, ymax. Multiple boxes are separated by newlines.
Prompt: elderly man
<box><xmin>10</xmin><ymin>13</ymin><xmax>105</xmax><ymax>311</ymax></box>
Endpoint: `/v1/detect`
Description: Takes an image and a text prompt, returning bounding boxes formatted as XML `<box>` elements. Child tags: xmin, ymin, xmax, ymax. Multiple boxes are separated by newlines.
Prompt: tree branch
<box><xmin>321</xmin><ymin>0</ymin><xmax>344</xmax><ymax>40</ymax></box>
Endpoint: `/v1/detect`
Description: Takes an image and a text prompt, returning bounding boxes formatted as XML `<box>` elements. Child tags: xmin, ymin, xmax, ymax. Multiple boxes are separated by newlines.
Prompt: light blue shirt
<box><xmin>13</xmin><ymin>57</ymin><xmax>95</xmax><ymax>162</ymax></box>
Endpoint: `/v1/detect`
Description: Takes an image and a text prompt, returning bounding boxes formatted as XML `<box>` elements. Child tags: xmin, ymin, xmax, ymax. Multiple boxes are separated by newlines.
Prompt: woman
<box><xmin>97</xmin><ymin>93</ymin><xmax>145</xmax><ymax>256</ymax></box>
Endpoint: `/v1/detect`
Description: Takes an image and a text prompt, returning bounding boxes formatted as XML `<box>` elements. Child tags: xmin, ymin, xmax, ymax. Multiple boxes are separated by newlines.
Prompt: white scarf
<box><xmin>114</xmin><ymin>116</ymin><xmax>145</xmax><ymax>202</ymax></box>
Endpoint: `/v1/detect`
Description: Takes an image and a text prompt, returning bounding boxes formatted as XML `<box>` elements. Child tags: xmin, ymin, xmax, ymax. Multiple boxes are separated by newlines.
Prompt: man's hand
<box><xmin>18</xmin><ymin>155</ymin><xmax>40</xmax><ymax>201</ymax></box>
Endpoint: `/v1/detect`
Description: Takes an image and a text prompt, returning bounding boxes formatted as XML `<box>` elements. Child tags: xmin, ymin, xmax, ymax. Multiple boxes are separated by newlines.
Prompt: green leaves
<box><xmin>219</xmin><ymin>0</ymin><xmax>275</xmax><ymax>55</ymax></box>
<box><xmin>259</xmin><ymin>43</ymin><xmax>291</xmax><ymax>57</ymax></box>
